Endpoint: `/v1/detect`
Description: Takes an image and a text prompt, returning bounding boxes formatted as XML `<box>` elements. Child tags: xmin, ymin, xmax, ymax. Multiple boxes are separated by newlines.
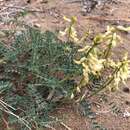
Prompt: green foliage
<box><xmin>109</xmin><ymin>102</ymin><xmax>122</xmax><ymax>115</ymax></box>
<box><xmin>0</xmin><ymin>27</ymin><xmax>81</xmax><ymax>129</ymax></box>
<box><xmin>0</xmin><ymin>18</ymin><xmax>129</xmax><ymax>130</ymax></box>
<box><xmin>79</xmin><ymin>100</ymin><xmax>107</xmax><ymax>130</ymax></box>
<box><xmin>91</xmin><ymin>121</ymin><xmax>107</xmax><ymax>130</ymax></box>
<box><xmin>0</xmin><ymin>81</ymin><xmax>12</xmax><ymax>93</ymax></box>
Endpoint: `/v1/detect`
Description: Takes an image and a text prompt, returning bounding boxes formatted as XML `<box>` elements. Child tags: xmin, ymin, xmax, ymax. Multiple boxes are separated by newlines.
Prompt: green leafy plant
<box><xmin>0</xmin><ymin>26</ymin><xmax>81</xmax><ymax>129</ymax></box>
<box><xmin>0</xmin><ymin>16</ymin><xmax>130</xmax><ymax>130</ymax></box>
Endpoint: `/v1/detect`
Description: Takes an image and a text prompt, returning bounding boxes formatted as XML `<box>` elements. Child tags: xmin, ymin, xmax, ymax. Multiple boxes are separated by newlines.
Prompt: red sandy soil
<box><xmin>0</xmin><ymin>0</ymin><xmax>130</xmax><ymax>130</ymax></box>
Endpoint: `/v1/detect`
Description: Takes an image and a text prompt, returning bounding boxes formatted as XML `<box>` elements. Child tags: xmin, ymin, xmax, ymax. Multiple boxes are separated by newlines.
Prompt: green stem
<box><xmin>85</xmin><ymin>44</ymin><xmax>96</xmax><ymax>58</ymax></box>
<box><xmin>68</xmin><ymin>22</ymin><xmax>73</xmax><ymax>42</ymax></box>
<box><xmin>104</xmin><ymin>33</ymin><xmax>114</xmax><ymax>59</ymax></box>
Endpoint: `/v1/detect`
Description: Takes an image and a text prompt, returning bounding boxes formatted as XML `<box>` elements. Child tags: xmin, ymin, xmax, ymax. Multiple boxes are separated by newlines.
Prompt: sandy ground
<box><xmin>0</xmin><ymin>0</ymin><xmax>130</xmax><ymax>130</ymax></box>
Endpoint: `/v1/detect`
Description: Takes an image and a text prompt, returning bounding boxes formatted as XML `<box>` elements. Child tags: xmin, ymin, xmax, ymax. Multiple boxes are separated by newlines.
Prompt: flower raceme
<box><xmin>59</xmin><ymin>16</ymin><xmax>79</xmax><ymax>42</ymax></box>
<box><xmin>59</xmin><ymin>16</ymin><xmax>130</xmax><ymax>98</ymax></box>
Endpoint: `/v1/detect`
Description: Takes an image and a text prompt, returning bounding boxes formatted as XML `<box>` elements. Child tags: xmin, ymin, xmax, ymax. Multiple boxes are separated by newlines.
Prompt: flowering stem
<box><xmin>104</xmin><ymin>33</ymin><xmax>114</xmax><ymax>59</ymax></box>
<box><xmin>67</xmin><ymin>20</ymin><xmax>75</xmax><ymax>42</ymax></box>
<box><xmin>85</xmin><ymin>44</ymin><xmax>96</xmax><ymax>58</ymax></box>
<box><xmin>88</xmin><ymin>61</ymin><xmax>124</xmax><ymax>98</ymax></box>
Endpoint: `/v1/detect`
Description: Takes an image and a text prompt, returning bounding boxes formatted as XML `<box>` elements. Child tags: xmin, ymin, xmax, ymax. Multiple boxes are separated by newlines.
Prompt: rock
<box><xmin>123</xmin><ymin>87</ymin><xmax>130</xmax><ymax>93</ymax></box>
<box><xmin>81</xmin><ymin>0</ymin><xmax>115</xmax><ymax>14</ymax></box>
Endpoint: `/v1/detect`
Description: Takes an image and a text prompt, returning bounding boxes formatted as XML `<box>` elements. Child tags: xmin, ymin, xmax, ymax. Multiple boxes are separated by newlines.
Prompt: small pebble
<box><xmin>125</xmin><ymin>101</ymin><xmax>130</xmax><ymax>105</ymax></box>
<box><xmin>123</xmin><ymin>87</ymin><xmax>130</xmax><ymax>93</ymax></box>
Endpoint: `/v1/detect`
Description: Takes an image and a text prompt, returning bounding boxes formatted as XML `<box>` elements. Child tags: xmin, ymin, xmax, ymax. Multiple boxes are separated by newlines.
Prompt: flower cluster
<box><xmin>59</xmin><ymin>16</ymin><xmax>130</xmax><ymax>98</ymax></box>
<box><xmin>59</xmin><ymin>16</ymin><xmax>79</xmax><ymax>42</ymax></box>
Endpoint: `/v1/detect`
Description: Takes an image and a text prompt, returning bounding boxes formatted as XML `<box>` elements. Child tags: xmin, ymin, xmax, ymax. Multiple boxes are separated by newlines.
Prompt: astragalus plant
<box><xmin>60</xmin><ymin>16</ymin><xmax>130</xmax><ymax>101</ymax></box>
<box><xmin>0</xmin><ymin>17</ymin><xmax>129</xmax><ymax>130</ymax></box>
